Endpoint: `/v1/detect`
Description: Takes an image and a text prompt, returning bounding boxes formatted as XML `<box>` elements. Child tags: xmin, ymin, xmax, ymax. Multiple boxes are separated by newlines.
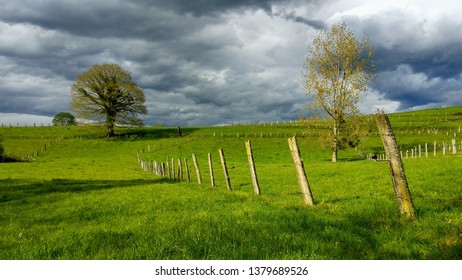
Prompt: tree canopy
<box><xmin>52</xmin><ymin>112</ymin><xmax>76</xmax><ymax>126</ymax></box>
<box><xmin>71</xmin><ymin>64</ymin><xmax>147</xmax><ymax>137</ymax></box>
<box><xmin>302</xmin><ymin>22</ymin><xmax>375</xmax><ymax>162</ymax></box>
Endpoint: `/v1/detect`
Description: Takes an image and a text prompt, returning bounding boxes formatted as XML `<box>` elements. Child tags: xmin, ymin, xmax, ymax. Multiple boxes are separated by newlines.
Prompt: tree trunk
<box><xmin>332</xmin><ymin>121</ymin><xmax>339</xmax><ymax>162</ymax></box>
<box><xmin>106</xmin><ymin>124</ymin><xmax>115</xmax><ymax>138</ymax></box>
<box><xmin>106</xmin><ymin>114</ymin><xmax>116</xmax><ymax>138</ymax></box>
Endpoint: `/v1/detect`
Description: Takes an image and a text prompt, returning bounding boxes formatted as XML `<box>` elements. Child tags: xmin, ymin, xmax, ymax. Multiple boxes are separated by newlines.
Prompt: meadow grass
<box><xmin>0</xmin><ymin>107</ymin><xmax>461</xmax><ymax>259</ymax></box>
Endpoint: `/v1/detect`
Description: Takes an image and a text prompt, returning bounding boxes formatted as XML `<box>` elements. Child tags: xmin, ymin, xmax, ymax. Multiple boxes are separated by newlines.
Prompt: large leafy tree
<box><xmin>71</xmin><ymin>64</ymin><xmax>147</xmax><ymax>137</ymax></box>
<box><xmin>302</xmin><ymin>22</ymin><xmax>375</xmax><ymax>162</ymax></box>
<box><xmin>52</xmin><ymin>112</ymin><xmax>76</xmax><ymax>126</ymax></box>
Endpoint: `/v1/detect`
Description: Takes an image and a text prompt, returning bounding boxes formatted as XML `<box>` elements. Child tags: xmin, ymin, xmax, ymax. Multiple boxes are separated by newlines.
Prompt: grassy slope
<box><xmin>0</xmin><ymin>107</ymin><xmax>461</xmax><ymax>259</ymax></box>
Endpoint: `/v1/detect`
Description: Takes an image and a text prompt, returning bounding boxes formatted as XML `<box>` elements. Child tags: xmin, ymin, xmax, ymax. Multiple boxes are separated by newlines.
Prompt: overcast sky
<box><xmin>0</xmin><ymin>0</ymin><xmax>461</xmax><ymax>126</ymax></box>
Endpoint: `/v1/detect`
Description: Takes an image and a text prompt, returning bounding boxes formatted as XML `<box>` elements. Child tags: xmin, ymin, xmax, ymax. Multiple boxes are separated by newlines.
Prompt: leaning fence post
<box><xmin>245</xmin><ymin>140</ymin><xmax>261</xmax><ymax>195</ymax></box>
<box><xmin>375</xmin><ymin>113</ymin><xmax>416</xmax><ymax>219</ymax></box>
<box><xmin>208</xmin><ymin>153</ymin><xmax>215</xmax><ymax>187</ymax></box>
<box><xmin>192</xmin><ymin>154</ymin><xmax>202</xmax><ymax>184</ymax></box>
<box><xmin>288</xmin><ymin>136</ymin><xmax>315</xmax><ymax>206</ymax></box>
<box><xmin>218</xmin><ymin>148</ymin><xmax>232</xmax><ymax>191</ymax></box>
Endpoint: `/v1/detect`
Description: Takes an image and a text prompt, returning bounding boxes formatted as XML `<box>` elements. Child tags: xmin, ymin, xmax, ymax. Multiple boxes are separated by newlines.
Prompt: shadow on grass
<box><xmin>320</xmin><ymin>156</ymin><xmax>365</xmax><ymax>162</ymax></box>
<box><xmin>0</xmin><ymin>178</ymin><xmax>174</xmax><ymax>204</ymax></box>
<box><xmin>114</xmin><ymin>127</ymin><xmax>199</xmax><ymax>140</ymax></box>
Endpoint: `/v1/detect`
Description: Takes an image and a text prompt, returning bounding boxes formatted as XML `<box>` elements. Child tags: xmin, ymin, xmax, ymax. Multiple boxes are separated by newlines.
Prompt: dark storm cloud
<box><xmin>0</xmin><ymin>1</ymin><xmax>210</xmax><ymax>40</ymax></box>
<box><xmin>338</xmin><ymin>1</ymin><xmax>462</xmax><ymax>111</ymax></box>
<box><xmin>149</xmin><ymin>0</ymin><xmax>275</xmax><ymax>16</ymax></box>
<box><xmin>273</xmin><ymin>10</ymin><xmax>326</xmax><ymax>30</ymax></box>
<box><xmin>0</xmin><ymin>0</ymin><xmax>461</xmax><ymax>126</ymax></box>
<box><xmin>356</xmin><ymin>14</ymin><xmax>462</xmax><ymax>79</ymax></box>
<box><xmin>0</xmin><ymin>0</ymin><xmax>320</xmax><ymax>125</ymax></box>
<box><xmin>0</xmin><ymin>0</ymin><xmax>289</xmax><ymax>41</ymax></box>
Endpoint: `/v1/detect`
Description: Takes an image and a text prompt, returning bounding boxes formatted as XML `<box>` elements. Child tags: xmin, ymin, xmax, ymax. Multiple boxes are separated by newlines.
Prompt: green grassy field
<box><xmin>0</xmin><ymin>107</ymin><xmax>461</xmax><ymax>259</ymax></box>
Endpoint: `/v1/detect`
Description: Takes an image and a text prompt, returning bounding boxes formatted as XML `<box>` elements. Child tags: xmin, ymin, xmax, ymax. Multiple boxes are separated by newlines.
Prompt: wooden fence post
<box><xmin>288</xmin><ymin>136</ymin><xmax>315</xmax><ymax>206</ymax></box>
<box><xmin>245</xmin><ymin>140</ymin><xmax>261</xmax><ymax>195</ymax></box>
<box><xmin>161</xmin><ymin>162</ymin><xmax>166</xmax><ymax>177</ymax></box>
<box><xmin>177</xmin><ymin>158</ymin><xmax>183</xmax><ymax>181</ymax></box>
<box><xmin>192</xmin><ymin>154</ymin><xmax>202</xmax><ymax>184</ymax></box>
<box><xmin>166</xmin><ymin>161</ymin><xmax>170</xmax><ymax>178</ymax></box>
<box><xmin>208</xmin><ymin>153</ymin><xmax>215</xmax><ymax>187</ymax></box>
<box><xmin>184</xmin><ymin>158</ymin><xmax>190</xmax><ymax>182</ymax></box>
<box><xmin>218</xmin><ymin>148</ymin><xmax>232</xmax><ymax>191</ymax></box>
<box><xmin>375</xmin><ymin>113</ymin><xmax>416</xmax><ymax>219</ymax></box>
<box><xmin>171</xmin><ymin>158</ymin><xmax>175</xmax><ymax>180</ymax></box>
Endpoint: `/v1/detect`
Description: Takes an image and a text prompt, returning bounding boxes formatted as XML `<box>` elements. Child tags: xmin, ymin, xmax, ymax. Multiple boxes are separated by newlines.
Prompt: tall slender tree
<box><xmin>71</xmin><ymin>64</ymin><xmax>147</xmax><ymax>137</ymax></box>
<box><xmin>302</xmin><ymin>22</ymin><xmax>375</xmax><ymax>162</ymax></box>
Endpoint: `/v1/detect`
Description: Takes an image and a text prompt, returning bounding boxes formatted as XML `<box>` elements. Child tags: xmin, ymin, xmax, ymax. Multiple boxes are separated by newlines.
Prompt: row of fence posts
<box><xmin>368</xmin><ymin>139</ymin><xmax>460</xmax><ymax>161</ymax></box>
<box><xmin>136</xmin><ymin>135</ymin><xmax>333</xmax><ymax>208</ymax></box>
<box><xmin>189</xmin><ymin>132</ymin><xmax>312</xmax><ymax>139</ymax></box>
<box><xmin>1</xmin><ymin>123</ymin><xmax>52</xmax><ymax>127</ymax></box>
<box><xmin>0</xmin><ymin>120</ymin><xmax>299</xmax><ymax>130</ymax></box>
<box><xmin>137</xmin><ymin>113</ymin><xmax>418</xmax><ymax>219</ymax></box>
<box><xmin>21</xmin><ymin>135</ymin><xmax>64</xmax><ymax>160</ymax></box>
<box><xmin>395</xmin><ymin>126</ymin><xmax>460</xmax><ymax>136</ymax></box>
<box><xmin>137</xmin><ymin>141</ymin><xmax>261</xmax><ymax>195</ymax></box>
